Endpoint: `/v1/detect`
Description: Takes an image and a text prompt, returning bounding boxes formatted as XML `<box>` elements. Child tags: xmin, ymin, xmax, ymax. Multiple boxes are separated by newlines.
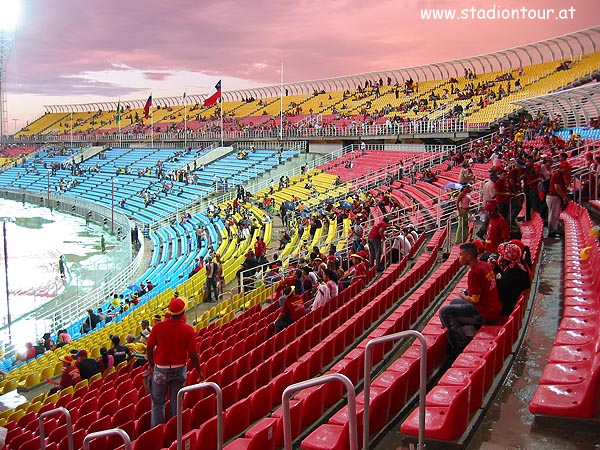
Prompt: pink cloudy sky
<box><xmin>4</xmin><ymin>0</ymin><xmax>599</xmax><ymax>130</ymax></box>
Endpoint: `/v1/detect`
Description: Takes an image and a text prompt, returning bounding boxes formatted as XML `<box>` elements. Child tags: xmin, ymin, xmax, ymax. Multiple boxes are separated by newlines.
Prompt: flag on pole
<box><xmin>204</xmin><ymin>80</ymin><xmax>221</xmax><ymax>107</ymax></box>
<box><xmin>115</xmin><ymin>99</ymin><xmax>121</xmax><ymax>123</ymax></box>
<box><xmin>143</xmin><ymin>94</ymin><xmax>153</xmax><ymax>119</ymax></box>
<box><xmin>182</xmin><ymin>92</ymin><xmax>187</xmax><ymax>100</ymax></box>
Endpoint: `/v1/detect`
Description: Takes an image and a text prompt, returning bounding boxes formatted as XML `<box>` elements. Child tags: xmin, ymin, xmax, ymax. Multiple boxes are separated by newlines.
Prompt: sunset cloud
<box><xmin>4</xmin><ymin>0</ymin><xmax>599</xmax><ymax>126</ymax></box>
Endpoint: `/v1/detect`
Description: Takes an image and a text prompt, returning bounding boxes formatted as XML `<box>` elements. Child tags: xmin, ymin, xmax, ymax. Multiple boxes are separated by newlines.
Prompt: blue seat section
<box><xmin>0</xmin><ymin>146</ymin><xmax>297</xmax><ymax>342</ymax></box>
<box><xmin>197</xmin><ymin>149</ymin><xmax>299</xmax><ymax>187</ymax></box>
<box><xmin>553</xmin><ymin>127</ymin><xmax>600</xmax><ymax>140</ymax></box>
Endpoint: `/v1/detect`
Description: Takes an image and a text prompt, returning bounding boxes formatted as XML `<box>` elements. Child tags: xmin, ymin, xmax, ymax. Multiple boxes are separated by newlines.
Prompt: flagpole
<box><xmin>183</xmin><ymin>92</ymin><xmax>188</xmax><ymax>149</ymax></box>
<box><xmin>220</xmin><ymin>91</ymin><xmax>224</xmax><ymax>148</ymax></box>
<box><xmin>151</xmin><ymin>113</ymin><xmax>154</xmax><ymax>148</ymax></box>
<box><xmin>118</xmin><ymin>99</ymin><xmax>122</xmax><ymax>148</ymax></box>
<box><xmin>280</xmin><ymin>62</ymin><xmax>283</xmax><ymax>140</ymax></box>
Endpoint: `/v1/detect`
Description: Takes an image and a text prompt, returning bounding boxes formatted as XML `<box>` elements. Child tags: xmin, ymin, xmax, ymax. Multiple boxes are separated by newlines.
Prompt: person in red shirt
<box><xmin>48</xmin><ymin>355</ymin><xmax>81</xmax><ymax>394</ymax></box>
<box><xmin>546</xmin><ymin>161</ymin><xmax>570</xmax><ymax>238</ymax></box>
<box><xmin>439</xmin><ymin>242</ymin><xmax>502</xmax><ymax>356</ymax></box>
<box><xmin>340</xmin><ymin>253</ymin><xmax>368</xmax><ymax>289</ymax></box>
<box><xmin>367</xmin><ymin>218</ymin><xmax>388</xmax><ymax>271</ymax></box>
<box><xmin>493</xmin><ymin>169</ymin><xmax>511</xmax><ymax>224</ymax></box>
<box><xmin>484</xmin><ymin>199</ymin><xmax>509</xmax><ymax>254</ymax></box>
<box><xmin>254</xmin><ymin>236</ymin><xmax>267</xmax><ymax>258</ymax></box>
<box><xmin>274</xmin><ymin>286</ymin><xmax>306</xmax><ymax>332</ymax></box>
<box><xmin>146</xmin><ymin>297</ymin><xmax>202</xmax><ymax>427</ymax></box>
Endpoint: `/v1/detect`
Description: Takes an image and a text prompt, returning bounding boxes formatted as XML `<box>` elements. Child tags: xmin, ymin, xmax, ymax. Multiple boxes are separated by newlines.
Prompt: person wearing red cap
<box><xmin>546</xmin><ymin>161</ymin><xmax>570</xmax><ymax>237</ymax></box>
<box><xmin>146</xmin><ymin>296</ymin><xmax>202</xmax><ymax>427</ymax></box>
<box><xmin>48</xmin><ymin>355</ymin><xmax>81</xmax><ymax>394</ymax></box>
<box><xmin>483</xmin><ymin>199</ymin><xmax>509</xmax><ymax>254</ymax></box>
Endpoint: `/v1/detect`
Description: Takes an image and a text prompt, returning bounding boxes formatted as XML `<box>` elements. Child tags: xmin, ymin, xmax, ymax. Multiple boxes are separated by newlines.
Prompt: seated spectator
<box><xmin>33</xmin><ymin>339</ymin><xmax>46</xmax><ymax>357</ymax></box>
<box><xmin>48</xmin><ymin>355</ymin><xmax>81</xmax><ymax>394</ymax></box>
<box><xmin>75</xmin><ymin>349</ymin><xmax>100</xmax><ymax>381</ymax></box>
<box><xmin>124</xmin><ymin>334</ymin><xmax>148</xmax><ymax>367</ymax></box>
<box><xmin>81</xmin><ymin>309</ymin><xmax>101</xmax><ymax>334</ymax></box>
<box><xmin>56</xmin><ymin>329</ymin><xmax>72</xmax><ymax>348</ymax></box>
<box><xmin>42</xmin><ymin>332</ymin><xmax>55</xmax><ymax>351</ymax></box>
<box><xmin>493</xmin><ymin>242</ymin><xmax>531</xmax><ymax>315</ymax></box>
<box><xmin>310</xmin><ymin>283</ymin><xmax>331</xmax><ymax>311</ymax></box>
<box><xmin>279</xmin><ymin>230</ymin><xmax>291</xmax><ymax>250</ymax></box>
<box><xmin>274</xmin><ymin>286</ymin><xmax>306</xmax><ymax>332</ymax></box>
<box><xmin>139</xmin><ymin>320</ymin><xmax>152</xmax><ymax>344</ymax></box>
<box><xmin>108</xmin><ymin>335</ymin><xmax>131</xmax><ymax>366</ymax></box>
<box><xmin>340</xmin><ymin>253</ymin><xmax>367</xmax><ymax>289</ymax></box>
<box><xmin>96</xmin><ymin>347</ymin><xmax>114</xmax><ymax>373</ymax></box>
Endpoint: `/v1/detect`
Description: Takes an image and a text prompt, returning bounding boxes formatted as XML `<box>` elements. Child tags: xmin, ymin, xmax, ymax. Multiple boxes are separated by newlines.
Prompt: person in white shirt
<box><xmin>476</xmin><ymin>172</ymin><xmax>498</xmax><ymax>240</ymax></box>
<box><xmin>311</xmin><ymin>283</ymin><xmax>331</xmax><ymax>310</ymax></box>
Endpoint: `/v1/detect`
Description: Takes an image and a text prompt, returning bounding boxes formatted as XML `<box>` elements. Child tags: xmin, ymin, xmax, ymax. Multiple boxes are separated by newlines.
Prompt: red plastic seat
<box><xmin>400</xmin><ymin>384</ymin><xmax>470</xmax><ymax>440</ymax></box>
<box><xmin>134</xmin><ymin>409</ymin><xmax>151</xmax><ymax>438</ymax></box>
<box><xmin>224</xmin><ymin>397</ymin><xmax>251</xmax><ymax>440</ymax></box>
<box><xmin>438</xmin><ymin>366</ymin><xmax>485</xmax><ymax>413</ymax></box>
<box><xmin>248</xmin><ymin>384</ymin><xmax>274</xmax><ymax>422</ymax></box>
<box><xmin>74</xmin><ymin>410</ymin><xmax>97</xmax><ymax>432</ymax></box>
<box><xmin>224</xmin><ymin>417</ymin><xmax>277</xmax><ymax>450</ymax></box>
<box><xmin>300</xmin><ymin>421</ymin><xmax>350</xmax><ymax>450</ymax></box>
<box><xmin>99</xmin><ymin>397</ymin><xmax>119</xmax><ymax>417</ymax></box>
<box><xmin>162</xmin><ymin>408</ymin><xmax>192</xmax><ymax>448</ymax></box>
<box><xmin>133</xmin><ymin>423</ymin><xmax>164</xmax><ymax>450</ymax></box>
<box><xmin>272</xmin><ymin>399</ymin><xmax>302</xmax><ymax>446</ymax></box>
<box><xmin>196</xmin><ymin>416</ymin><xmax>220</xmax><ymax>450</ymax></box>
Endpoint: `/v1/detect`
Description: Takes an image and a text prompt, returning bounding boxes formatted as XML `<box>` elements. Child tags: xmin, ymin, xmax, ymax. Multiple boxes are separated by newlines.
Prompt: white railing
<box><xmin>9</xmin><ymin>117</ymin><xmax>479</xmax><ymax>144</ymax></box>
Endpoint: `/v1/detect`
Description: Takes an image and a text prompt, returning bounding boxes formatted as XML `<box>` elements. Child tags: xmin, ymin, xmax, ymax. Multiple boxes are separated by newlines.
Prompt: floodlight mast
<box><xmin>0</xmin><ymin>29</ymin><xmax>13</xmax><ymax>143</ymax></box>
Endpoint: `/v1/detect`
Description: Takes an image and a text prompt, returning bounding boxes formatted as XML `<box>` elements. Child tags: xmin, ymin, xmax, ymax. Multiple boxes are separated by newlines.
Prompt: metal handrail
<box><xmin>39</xmin><ymin>407</ymin><xmax>73</xmax><ymax>450</ymax></box>
<box><xmin>177</xmin><ymin>382</ymin><xmax>223</xmax><ymax>450</ymax></box>
<box><xmin>363</xmin><ymin>331</ymin><xmax>427</xmax><ymax>450</ymax></box>
<box><xmin>282</xmin><ymin>373</ymin><xmax>358</xmax><ymax>450</ymax></box>
<box><xmin>82</xmin><ymin>429</ymin><xmax>131</xmax><ymax>450</ymax></box>
<box><xmin>9</xmin><ymin>117</ymin><xmax>476</xmax><ymax>145</ymax></box>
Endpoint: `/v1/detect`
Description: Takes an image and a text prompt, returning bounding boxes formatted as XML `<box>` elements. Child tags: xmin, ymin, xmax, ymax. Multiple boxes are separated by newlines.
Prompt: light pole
<box><xmin>47</xmin><ymin>169</ymin><xmax>51</xmax><ymax>209</ymax></box>
<box><xmin>11</xmin><ymin>118</ymin><xmax>18</xmax><ymax>135</ymax></box>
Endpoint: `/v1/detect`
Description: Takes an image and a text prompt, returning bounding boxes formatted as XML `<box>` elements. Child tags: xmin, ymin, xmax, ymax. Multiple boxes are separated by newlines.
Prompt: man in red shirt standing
<box><xmin>546</xmin><ymin>161</ymin><xmax>570</xmax><ymax>238</ymax></box>
<box><xmin>147</xmin><ymin>297</ymin><xmax>202</xmax><ymax>427</ymax></box>
<box><xmin>367</xmin><ymin>218</ymin><xmax>388</xmax><ymax>272</ymax></box>
<box><xmin>439</xmin><ymin>242</ymin><xmax>502</xmax><ymax>356</ymax></box>
<box><xmin>484</xmin><ymin>199</ymin><xmax>509</xmax><ymax>254</ymax></box>
<box><xmin>254</xmin><ymin>236</ymin><xmax>267</xmax><ymax>258</ymax></box>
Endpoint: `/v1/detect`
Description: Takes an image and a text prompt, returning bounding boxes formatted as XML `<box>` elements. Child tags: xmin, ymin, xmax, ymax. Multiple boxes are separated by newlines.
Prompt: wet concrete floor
<box><xmin>375</xmin><ymin>236</ymin><xmax>600</xmax><ymax>450</ymax></box>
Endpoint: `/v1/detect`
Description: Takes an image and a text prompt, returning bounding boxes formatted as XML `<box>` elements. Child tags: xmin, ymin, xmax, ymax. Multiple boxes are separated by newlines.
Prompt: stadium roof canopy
<box><xmin>45</xmin><ymin>25</ymin><xmax>600</xmax><ymax>114</ymax></box>
<box><xmin>512</xmin><ymin>81</ymin><xmax>600</xmax><ymax>128</ymax></box>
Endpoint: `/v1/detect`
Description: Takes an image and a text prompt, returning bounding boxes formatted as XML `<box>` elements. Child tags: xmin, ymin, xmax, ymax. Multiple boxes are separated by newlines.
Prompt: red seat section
<box><xmin>530</xmin><ymin>204</ymin><xmax>600</xmax><ymax>418</ymax></box>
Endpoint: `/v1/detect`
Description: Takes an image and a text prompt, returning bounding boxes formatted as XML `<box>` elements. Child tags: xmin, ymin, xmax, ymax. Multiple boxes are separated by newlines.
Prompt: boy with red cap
<box><xmin>146</xmin><ymin>296</ymin><xmax>202</xmax><ymax>427</ymax></box>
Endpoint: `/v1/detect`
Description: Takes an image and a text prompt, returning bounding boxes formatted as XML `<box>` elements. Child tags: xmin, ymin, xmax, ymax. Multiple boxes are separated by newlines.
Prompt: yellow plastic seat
<box><xmin>23</xmin><ymin>372</ymin><xmax>41</xmax><ymax>388</ymax></box>
<box><xmin>1</xmin><ymin>379</ymin><xmax>17</xmax><ymax>394</ymax></box>
<box><xmin>26</xmin><ymin>402</ymin><xmax>43</xmax><ymax>413</ymax></box>
<box><xmin>88</xmin><ymin>372</ymin><xmax>102</xmax><ymax>384</ymax></box>
<box><xmin>59</xmin><ymin>385</ymin><xmax>74</xmax><ymax>397</ymax></box>
<box><xmin>44</xmin><ymin>391</ymin><xmax>60</xmax><ymax>405</ymax></box>
<box><xmin>74</xmin><ymin>379</ymin><xmax>88</xmax><ymax>392</ymax></box>
<box><xmin>7</xmin><ymin>409</ymin><xmax>26</xmax><ymax>423</ymax></box>
<box><xmin>40</xmin><ymin>366</ymin><xmax>55</xmax><ymax>382</ymax></box>
<box><xmin>31</xmin><ymin>393</ymin><xmax>46</xmax><ymax>405</ymax></box>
